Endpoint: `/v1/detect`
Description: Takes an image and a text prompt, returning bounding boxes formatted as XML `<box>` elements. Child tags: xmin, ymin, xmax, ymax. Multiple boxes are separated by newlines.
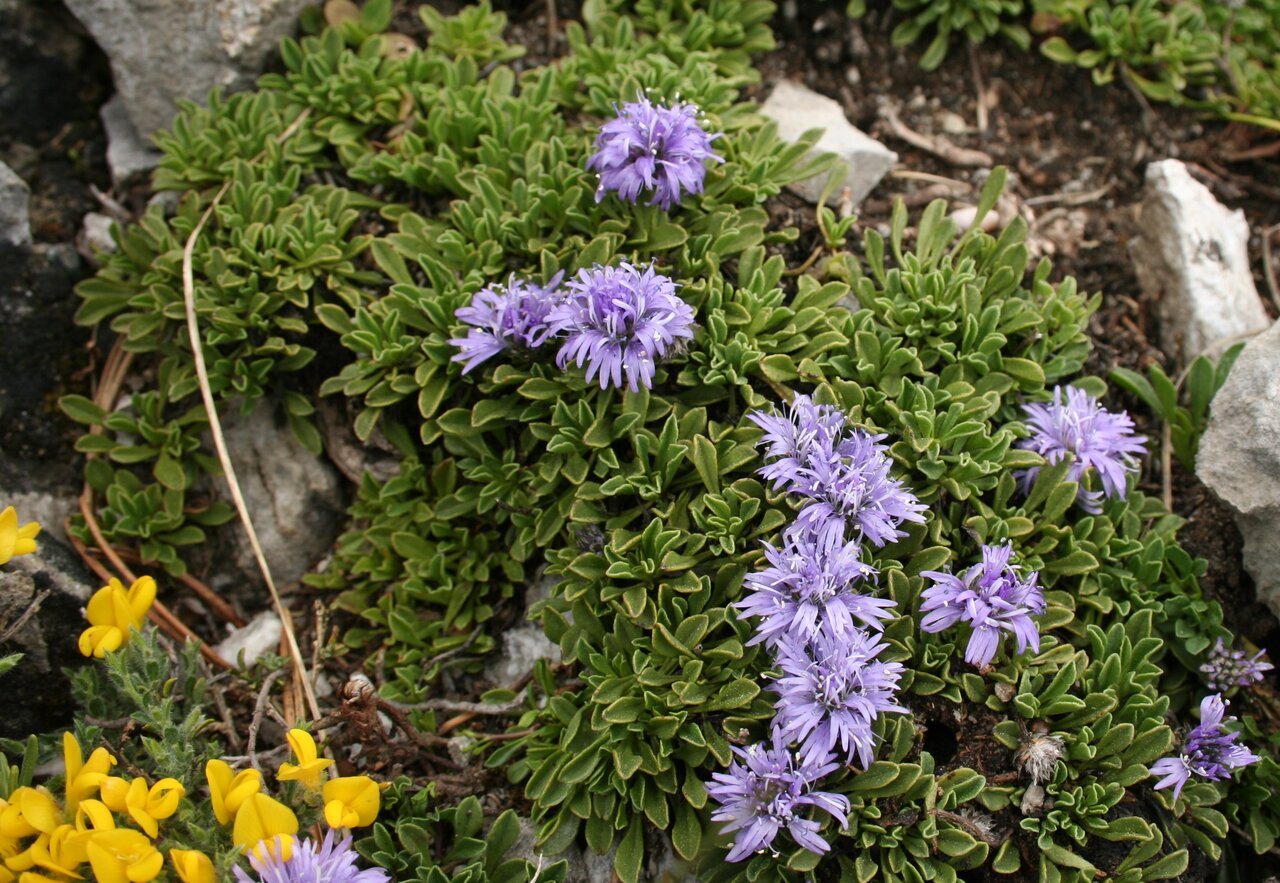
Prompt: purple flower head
<box><xmin>1201</xmin><ymin>638</ymin><xmax>1274</xmax><ymax>692</ymax></box>
<box><xmin>706</xmin><ymin>730</ymin><xmax>850</xmax><ymax>862</ymax></box>
<box><xmin>749</xmin><ymin>395</ymin><xmax>927</xmax><ymax>548</ymax></box>
<box><xmin>587</xmin><ymin>93</ymin><xmax>723</xmax><ymax>211</ymax></box>
<box><xmin>772</xmin><ymin>629</ymin><xmax>907</xmax><ymax>769</ymax></box>
<box><xmin>919</xmin><ymin>543</ymin><xmax>1046</xmax><ymax>670</ymax></box>
<box><xmin>736</xmin><ymin>527</ymin><xmax>894</xmax><ymax>649</ymax></box>
<box><xmin>548</xmin><ymin>261</ymin><xmax>695</xmax><ymax>391</ymax></box>
<box><xmin>1016</xmin><ymin>386</ymin><xmax>1147</xmax><ymax>514</ymax></box>
<box><xmin>1151</xmin><ymin>694</ymin><xmax>1261</xmax><ymax>800</ymax></box>
<box><xmin>748</xmin><ymin>395</ymin><xmax>848</xmax><ymax>493</ymax></box>
<box><xmin>449</xmin><ymin>272</ymin><xmax>565</xmax><ymax>374</ymax></box>
<box><xmin>234</xmin><ymin>830</ymin><xmax>390</xmax><ymax>883</ymax></box>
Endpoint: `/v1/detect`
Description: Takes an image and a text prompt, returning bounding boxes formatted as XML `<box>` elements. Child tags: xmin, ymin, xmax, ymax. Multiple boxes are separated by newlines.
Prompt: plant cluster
<box><xmin>848</xmin><ymin>0</ymin><xmax>1280</xmax><ymax>124</ymax></box>
<box><xmin>55</xmin><ymin>1</ymin><xmax>1280</xmax><ymax>883</ymax></box>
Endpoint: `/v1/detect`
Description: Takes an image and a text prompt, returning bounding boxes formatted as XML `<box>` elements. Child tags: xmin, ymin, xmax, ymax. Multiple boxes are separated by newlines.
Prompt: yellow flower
<box><xmin>85</xmin><ymin>829</ymin><xmax>163</xmax><ymax>883</ymax></box>
<box><xmin>321</xmin><ymin>776</ymin><xmax>381</xmax><ymax>829</ymax></box>
<box><xmin>231</xmin><ymin>793</ymin><xmax>297</xmax><ymax>861</ymax></box>
<box><xmin>73</xmin><ymin>799</ymin><xmax>115</xmax><ymax>833</ymax></box>
<box><xmin>0</xmin><ymin>788</ymin><xmax>60</xmax><ymax>839</ymax></box>
<box><xmin>205</xmin><ymin>761</ymin><xmax>262</xmax><ymax>827</ymax></box>
<box><xmin>26</xmin><ymin>824</ymin><xmax>91</xmax><ymax>878</ymax></box>
<box><xmin>276</xmin><ymin>729</ymin><xmax>334</xmax><ymax>791</ymax></box>
<box><xmin>98</xmin><ymin>776</ymin><xmax>184</xmax><ymax>839</ymax></box>
<box><xmin>62</xmin><ymin>732</ymin><xmax>116</xmax><ymax>813</ymax></box>
<box><xmin>169</xmin><ymin>848</ymin><xmax>214</xmax><ymax>883</ymax></box>
<box><xmin>0</xmin><ymin>507</ymin><xmax>39</xmax><ymax>566</ymax></box>
<box><xmin>77</xmin><ymin>577</ymin><xmax>156</xmax><ymax>658</ymax></box>
<box><xmin>248</xmin><ymin>835</ymin><xmax>295</xmax><ymax>865</ymax></box>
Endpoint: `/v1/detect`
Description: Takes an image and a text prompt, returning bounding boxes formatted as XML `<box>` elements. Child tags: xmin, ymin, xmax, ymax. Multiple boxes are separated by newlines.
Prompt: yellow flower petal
<box><xmin>75</xmin><ymin>799</ymin><xmax>115</xmax><ymax>833</ymax></box>
<box><xmin>145</xmin><ymin>779</ymin><xmax>184</xmax><ymax>821</ymax></box>
<box><xmin>321</xmin><ymin>776</ymin><xmax>381</xmax><ymax>828</ymax></box>
<box><xmin>0</xmin><ymin>507</ymin><xmax>39</xmax><ymax>566</ymax></box>
<box><xmin>276</xmin><ymin>729</ymin><xmax>334</xmax><ymax>791</ymax></box>
<box><xmin>78</xmin><ymin>624</ymin><xmax>125</xmax><ymax>659</ymax></box>
<box><xmin>231</xmin><ymin>793</ymin><xmax>297</xmax><ymax>856</ymax></box>
<box><xmin>169</xmin><ymin>849</ymin><xmax>214</xmax><ymax>883</ymax></box>
<box><xmin>125</xmin><ymin>577</ymin><xmax>156</xmax><ymax>628</ymax></box>
<box><xmin>86</xmin><ymin>829</ymin><xmax>161</xmax><ymax>883</ymax></box>
<box><xmin>84</xmin><ymin>581</ymin><xmax>125</xmax><ymax>628</ymax></box>
<box><xmin>205</xmin><ymin>761</ymin><xmax>262</xmax><ymax>827</ymax></box>
<box><xmin>97</xmin><ymin>777</ymin><xmax>134</xmax><ymax>814</ymax></box>
<box><xmin>248</xmin><ymin>834</ymin><xmax>295</xmax><ymax>864</ymax></box>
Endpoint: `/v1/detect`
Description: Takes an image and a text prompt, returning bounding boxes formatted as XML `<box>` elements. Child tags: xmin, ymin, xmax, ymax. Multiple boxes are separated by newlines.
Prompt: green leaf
<box><xmin>672</xmin><ymin>800</ymin><xmax>701</xmax><ymax>861</ymax></box>
<box><xmin>615</xmin><ymin>817</ymin><xmax>644</xmax><ymax>883</ymax></box>
<box><xmin>60</xmin><ymin>395</ymin><xmax>106</xmax><ymax>425</ymax></box>
<box><xmin>691</xmin><ymin>436</ymin><xmax>719</xmax><ymax>493</ymax></box>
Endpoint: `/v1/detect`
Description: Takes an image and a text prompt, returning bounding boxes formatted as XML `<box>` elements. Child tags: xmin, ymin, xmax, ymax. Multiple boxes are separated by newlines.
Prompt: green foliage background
<box><xmin>64</xmin><ymin>1</ymin><xmax>1280</xmax><ymax>881</ymax></box>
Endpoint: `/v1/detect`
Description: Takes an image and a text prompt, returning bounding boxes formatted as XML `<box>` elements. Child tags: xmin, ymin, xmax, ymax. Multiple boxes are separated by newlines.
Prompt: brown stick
<box><xmin>878</xmin><ymin>103</ymin><xmax>994</xmax><ymax>167</ymax></box>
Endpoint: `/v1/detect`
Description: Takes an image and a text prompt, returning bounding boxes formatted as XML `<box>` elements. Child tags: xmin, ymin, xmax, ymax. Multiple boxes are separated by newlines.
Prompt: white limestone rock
<box><xmin>0</xmin><ymin>161</ymin><xmax>32</xmax><ymax>248</ymax></box>
<box><xmin>100</xmin><ymin>94</ymin><xmax>162</xmax><ymax>184</ymax></box>
<box><xmin>215</xmin><ymin>609</ymin><xmax>282</xmax><ymax>668</ymax></box>
<box><xmin>223</xmin><ymin>405</ymin><xmax>346</xmax><ymax>588</ymax></box>
<box><xmin>1129</xmin><ymin>159</ymin><xmax>1270</xmax><ymax>361</ymax></box>
<box><xmin>1197</xmin><ymin>319</ymin><xmax>1280</xmax><ymax>618</ymax></box>
<box><xmin>486</xmin><ymin>575</ymin><xmax>561</xmax><ymax>688</ymax></box>
<box><xmin>79</xmin><ymin>212</ymin><xmax>117</xmax><ymax>262</ymax></box>
<box><xmin>63</xmin><ymin>0</ymin><xmax>312</xmax><ymax>135</ymax></box>
<box><xmin>759</xmin><ymin>79</ymin><xmax>897</xmax><ymax>206</ymax></box>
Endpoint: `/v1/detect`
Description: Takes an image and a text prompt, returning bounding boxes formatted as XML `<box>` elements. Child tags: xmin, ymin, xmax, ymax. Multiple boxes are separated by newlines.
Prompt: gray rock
<box><xmin>486</xmin><ymin>574</ymin><xmax>561</xmax><ymax>688</ymax></box>
<box><xmin>214</xmin><ymin>609</ymin><xmax>281</xmax><ymax>668</ymax></box>
<box><xmin>0</xmin><ymin>161</ymin><xmax>32</xmax><ymax>247</ymax></box>
<box><xmin>79</xmin><ymin>211</ymin><xmax>117</xmax><ymax>261</ymax></box>
<box><xmin>63</xmin><ymin>0</ymin><xmax>311</xmax><ymax>135</ymax></box>
<box><xmin>759</xmin><ymin>80</ymin><xmax>897</xmax><ymax>206</ymax></box>
<box><xmin>223</xmin><ymin>405</ymin><xmax>345</xmax><ymax>588</ymax></box>
<box><xmin>101</xmin><ymin>93</ymin><xmax>162</xmax><ymax>184</ymax></box>
<box><xmin>1197</xmin><ymin>319</ymin><xmax>1280</xmax><ymax>618</ymax></box>
<box><xmin>1129</xmin><ymin>159</ymin><xmax>1270</xmax><ymax>361</ymax></box>
<box><xmin>0</xmin><ymin>534</ymin><xmax>97</xmax><ymax>738</ymax></box>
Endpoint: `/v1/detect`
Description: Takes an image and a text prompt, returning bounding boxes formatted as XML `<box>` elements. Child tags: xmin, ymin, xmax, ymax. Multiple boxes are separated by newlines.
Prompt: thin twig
<box><xmin>782</xmin><ymin>244</ymin><xmax>825</xmax><ymax>277</ymax></box>
<box><xmin>967</xmin><ymin>41</ymin><xmax>988</xmax><ymax>134</ymax></box>
<box><xmin>1023</xmin><ymin>182</ymin><xmax>1114</xmax><ymax>208</ymax></box>
<box><xmin>1161</xmin><ymin>419</ymin><xmax>1173</xmax><ymax>512</ymax></box>
<box><xmin>930</xmin><ymin>808</ymin><xmax>1003</xmax><ymax>847</ymax></box>
<box><xmin>878</xmin><ymin>103</ymin><xmax>993</xmax><ymax>167</ymax></box>
<box><xmin>179</xmin><ymin>107</ymin><xmax>320</xmax><ymax>725</ymax></box>
<box><xmin>0</xmin><ymin>589</ymin><xmax>51</xmax><ymax>644</ymax></box>
<box><xmin>245</xmin><ymin>668</ymin><xmax>289</xmax><ymax>772</ymax></box>
<box><xmin>1263</xmin><ymin>223</ymin><xmax>1280</xmax><ymax>315</ymax></box>
<box><xmin>545</xmin><ymin>0</ymin><xmax>558</xmax><ymax>54</ymax></box>
<box><xmin>385</xmin><ymin>688</ymin><xmax>529</xmax><ymax>716</ymax></box>
<box><xmin>887</xmin><ymin>168</ymin><xmax>970</xmax><ymax>188</ymax></box>
<box><xmin>204</xmin><ymin>660</ymin><xmax>243</xmax><ymax>752</ymax></box>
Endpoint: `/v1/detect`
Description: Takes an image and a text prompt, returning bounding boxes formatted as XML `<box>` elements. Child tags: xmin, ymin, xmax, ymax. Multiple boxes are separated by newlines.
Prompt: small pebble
<box><xmin>939</xmin><ymin>111</ymin><xmax>968</xmax><ymax>135</ymax></box>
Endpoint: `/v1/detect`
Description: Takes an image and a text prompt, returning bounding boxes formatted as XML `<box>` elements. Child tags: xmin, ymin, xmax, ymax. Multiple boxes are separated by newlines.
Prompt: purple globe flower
<box><xmin>771</xmin><ymin>629</ymin><xmax>907</xmax><ymax>769</ymax></box>
<box><xmin>919</xmin><ymin>543</ymin><xmax>1046</xmax><ymax>670</ymax></box>
<box><xmin>749</xmin><ymin>395</ymin><xmax>927</xmax><ymax>548</ymax></box>
<box><xmin>548</xmin><ymin>261</ymin><xmax>695</xmax><ymax>391</ymax></box>
<box><xmin>588</xmin><ymin>93</ymin><xmax>723</xmax><ymax>211</ymax></box>
<box><xmin>736</xmin><ymin>527</ymin><xmax>894</xmax><ymax>649</ymax></box>
<box><xmin>234</xmin><ymin>831</ymin><xmax>390</xmax><ymax>883</ymax></box>
<box><xmin>706</xmin><ymin>731</ymin><xmax>850</xmax><ymax>862</ymax></box>
<box><xmin>1151</xmin><ymin>693</ymin><xmax>1260</xmax><ymax>800</ymax></box>
<box><xmin>449</xmin><ymin>272</ymin><xmax>565</xmax><ymax>374</ymax></box>
<box><xmin>1016</xmin><ymin>386</ymin><xmax>1147</xmax><ymax>514</ymax></box>
<box><xmin>749</xmin><ymin>395</ymin><xmax>848</xmax><ymax>493</ymax></box>
<box><xmin>1201</xmin><ymin>638</ymin><xmax>1274</xmax><ymax>692</ymax></box>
